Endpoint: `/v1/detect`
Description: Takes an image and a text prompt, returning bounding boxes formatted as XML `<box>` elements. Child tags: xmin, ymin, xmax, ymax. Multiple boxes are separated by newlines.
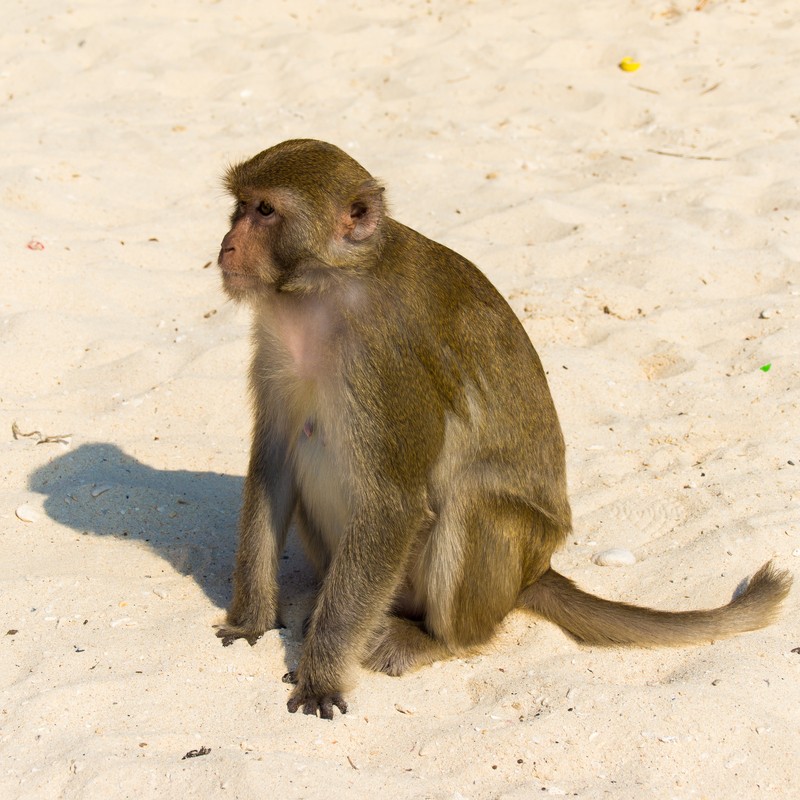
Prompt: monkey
<box><xmin>214</xmin><ymin>139</ymin><xmax>792</xmax><ymax>719</ymax></box>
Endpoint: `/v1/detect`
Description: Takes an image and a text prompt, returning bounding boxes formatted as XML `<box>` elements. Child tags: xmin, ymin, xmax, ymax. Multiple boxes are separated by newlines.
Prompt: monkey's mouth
<box><xmin>221</xmin><ymin>268</ymin><xmax>257</xmax><ymax>292</ymax></box>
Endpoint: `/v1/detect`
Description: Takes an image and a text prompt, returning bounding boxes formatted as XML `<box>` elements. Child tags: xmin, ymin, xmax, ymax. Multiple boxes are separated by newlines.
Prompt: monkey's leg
<box><xmin>446</xmin><ymin>497</ymin><xmax>532</xmax><ymax>641</ymax></box>
<box><xmin>364</xmin><ymin>496</ymin><xmax>532</xmax><ymax>676</ymax></box>
<box><xmin>216</xmin><ymin>441</ymin><xmax>296</xmax><ymax>646</ymax></box>
<box><xmin>294</xmin><ymin>499</ymin><xmax>331</xmax><ymax>579</ymax></box>
<box><xmin>292</xmin><ymin>501</ymin><xmax>334</xmax><ymax>637</ymax></box>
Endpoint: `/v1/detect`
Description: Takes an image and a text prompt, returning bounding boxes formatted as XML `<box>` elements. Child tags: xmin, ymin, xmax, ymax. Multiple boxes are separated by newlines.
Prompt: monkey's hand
<box><xmin>214</xmin><ymin>623</ymin><xmax>264</xmax><ymax>647</ymax></box>
<box><xmin>215</xmin><ymin>612</ymin><xmax>284</xmax><ymax>647</ymax></box>
<box><xmin>214</xmin><ymin>606</ymin><xmax>284</xmax><ymax>647</ymax></box>
<box><xmin>283</xmin><ymin>671</ymin><xmax>348</xmax><ymax>719</ymax></box>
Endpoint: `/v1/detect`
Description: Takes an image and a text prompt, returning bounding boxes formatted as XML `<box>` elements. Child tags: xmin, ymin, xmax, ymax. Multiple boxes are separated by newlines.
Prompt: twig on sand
<box><xmin>647</xmin><ymin>149</ymin><xmax>728</xmax><ymax>162</ymax></box>
<box><xmin>11</xmin><ymin>421</ymin><xmax>72</xmax><ymax>445</ymax></box>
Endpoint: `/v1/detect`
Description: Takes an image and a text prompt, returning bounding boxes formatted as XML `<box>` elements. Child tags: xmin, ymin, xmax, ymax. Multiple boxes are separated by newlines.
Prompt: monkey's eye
<box><xmin>257</xmin><ymin>201</ymin><xmax>275</xmax><ymax>217</ymax></box>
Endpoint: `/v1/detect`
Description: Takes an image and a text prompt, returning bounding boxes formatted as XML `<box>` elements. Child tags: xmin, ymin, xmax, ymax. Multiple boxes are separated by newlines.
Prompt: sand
<box><xmin>2</xmin><ymin>1</ymin><xmax>798</xmax><ymax>797</ymax></box>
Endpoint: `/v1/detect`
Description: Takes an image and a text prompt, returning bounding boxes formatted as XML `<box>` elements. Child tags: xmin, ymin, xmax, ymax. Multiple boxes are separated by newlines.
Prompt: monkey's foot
<box><xmin>363</xmin><ymin>638</ymin><xmax>417</xmax><ymax>676</ymax></box>
<box><xmin>214</xmin><ymin>624</ymin><xmax>264</xmax><ymax>648</ymax></box>
<box><xmin>364</xmin><ymin>617</ymin><xmax>451</xmax><ymax>676</ymax></box>
<box><xmin>287</xmin><ymin>685</ymin><xmax>348</xmax><ymax>719</ymax></box>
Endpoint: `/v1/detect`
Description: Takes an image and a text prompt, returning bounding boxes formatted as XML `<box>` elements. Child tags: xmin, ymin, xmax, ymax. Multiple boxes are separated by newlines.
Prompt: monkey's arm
<box><xmin>217</xmin><ymin>437</ymin><xmax>297</xmax><ymax>645</ymax></box>
<box><xmin>287</xmin><ymin>491</ymin><xmax>426</xmax><ymax>718</ymax></box>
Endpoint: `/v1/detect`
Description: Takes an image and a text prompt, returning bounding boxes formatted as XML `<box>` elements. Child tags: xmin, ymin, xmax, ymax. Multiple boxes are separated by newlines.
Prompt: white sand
<box><xmin>2</xmin><ymin>1</ymin><xmax>798</xmax><ymax>797</ymax></box>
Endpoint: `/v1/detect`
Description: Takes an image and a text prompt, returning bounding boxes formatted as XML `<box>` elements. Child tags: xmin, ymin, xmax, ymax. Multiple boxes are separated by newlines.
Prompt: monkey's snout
<box><xmin>218</xmin><ymin>244</ymin><xmax>236</xmax><ymax>268</ymax></box>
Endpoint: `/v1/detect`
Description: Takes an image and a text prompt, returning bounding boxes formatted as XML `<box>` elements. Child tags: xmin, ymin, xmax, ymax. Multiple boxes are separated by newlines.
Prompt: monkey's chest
<box><xmin>291</xmin><ymin>416</ymin><xmax>350</xmax><ymax>553</ymax></box>
<box><xmin>260</xmin><ymin>308</ymin><xmax>350</xmax><ymax>550</ymax></box>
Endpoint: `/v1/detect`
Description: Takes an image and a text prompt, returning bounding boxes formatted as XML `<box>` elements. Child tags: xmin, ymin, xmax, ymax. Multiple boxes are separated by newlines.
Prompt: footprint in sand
<box><xmin>640</xmin><ymin>349</ymin><xmax>694</xmax><ymax>380</ymax></box>
<box><xmin>588</xmin><ymin>497</ymin><xmax>688</xmax><ymax>549</ymax></box>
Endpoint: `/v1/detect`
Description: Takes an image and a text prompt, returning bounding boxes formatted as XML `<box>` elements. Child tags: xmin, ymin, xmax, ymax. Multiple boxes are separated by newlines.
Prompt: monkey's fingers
<box><xmin>287</xmin><ymin>690</ymin><xmax>348</xmax><ymax>719</ymax></box>
<box><xmin>282</xmin><ymin>670</ymin><xmax>297</xmax><ymax>684</ymax></box>
<box><xmin>320</xmin><ymin>695</ymin><xmax>348</xmax><ymax>719</ymax></box>
<box><xmin>214</xmin><ymin>625</ymin><xmax>262</xmax><ymax>647</ymax></box>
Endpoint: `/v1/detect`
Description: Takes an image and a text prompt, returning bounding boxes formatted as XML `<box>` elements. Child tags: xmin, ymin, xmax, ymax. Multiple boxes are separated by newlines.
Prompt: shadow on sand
<box><xmin>27</xmin><ymin>442</ymin><xmax>313</xmax><ymax>615</ymax></box>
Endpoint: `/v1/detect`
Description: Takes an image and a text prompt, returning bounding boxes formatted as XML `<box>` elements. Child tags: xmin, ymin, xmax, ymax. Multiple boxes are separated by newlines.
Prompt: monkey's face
<box><xmin>218</xmin><ymin>140</ymin><xmax>386</xmax><ymax>301</ymax></box>
<box><xmin>218</xmin><ymin>185</ymin><xmax>359</xmax><ymax>302</ymax></box>
<box><xmin>218</xmin><ymin>190</ymin><xmax>288</xmax><ymax>301</ymax></box>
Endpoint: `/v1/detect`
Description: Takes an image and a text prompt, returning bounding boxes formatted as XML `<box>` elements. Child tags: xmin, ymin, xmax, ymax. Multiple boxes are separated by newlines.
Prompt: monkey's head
<box><xmin>218</xmin><ymin>139</ymin><xmax>386</xmax><ymax>300</ymax></box>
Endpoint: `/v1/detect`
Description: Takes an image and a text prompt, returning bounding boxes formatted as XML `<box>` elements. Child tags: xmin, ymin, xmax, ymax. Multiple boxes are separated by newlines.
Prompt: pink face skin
<box><xmin>218</xmin><ymin>192</ymin><xmax>282</xmax><ymax>297</ymax></box>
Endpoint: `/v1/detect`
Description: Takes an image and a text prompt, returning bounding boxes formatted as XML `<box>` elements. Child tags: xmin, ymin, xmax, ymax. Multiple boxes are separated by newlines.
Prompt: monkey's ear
<box><xmin>343</xmin><ymin>179</ymin><xmax>385</xmax><ymax>242</ymax></box>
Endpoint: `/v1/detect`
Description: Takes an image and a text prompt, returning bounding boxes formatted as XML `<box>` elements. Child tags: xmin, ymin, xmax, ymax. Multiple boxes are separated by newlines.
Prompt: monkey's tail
<box><xmin>518</xmin><ymin>561</ymin><xmax>792</xmax><ymax>646</ymax></box>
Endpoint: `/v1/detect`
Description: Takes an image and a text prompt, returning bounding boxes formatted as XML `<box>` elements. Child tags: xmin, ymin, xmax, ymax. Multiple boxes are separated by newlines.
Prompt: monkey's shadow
<box><xmin>27</xmin><ymin>443</ymin><xmax>315</xmax><ymax>619</ymax></box>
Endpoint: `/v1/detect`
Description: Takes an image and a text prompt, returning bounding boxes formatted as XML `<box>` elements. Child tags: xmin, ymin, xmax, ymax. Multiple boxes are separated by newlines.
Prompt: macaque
<box><xmin>215</xmin><ymin>139</ymin><xmax>791</xmax><ymax>719</ymax></box>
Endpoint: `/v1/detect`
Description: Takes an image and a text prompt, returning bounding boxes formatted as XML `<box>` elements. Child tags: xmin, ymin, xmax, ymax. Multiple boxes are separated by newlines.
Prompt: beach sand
<box><xmin>1</xmin><ymin>1</ymin><xmax>798</xmax><ymax>797</ymax></box>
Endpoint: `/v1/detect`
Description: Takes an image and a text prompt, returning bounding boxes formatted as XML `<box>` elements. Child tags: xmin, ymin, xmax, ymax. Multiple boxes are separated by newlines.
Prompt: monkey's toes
<box><xmin>369</xmin><ymin>655</ymin><xmax>408</xmax><ymax>677</ymax></box>
<box><xmin>363</xmin><ymin>643</ymin><xmax>415</xmax><ymax>677</ymax></box>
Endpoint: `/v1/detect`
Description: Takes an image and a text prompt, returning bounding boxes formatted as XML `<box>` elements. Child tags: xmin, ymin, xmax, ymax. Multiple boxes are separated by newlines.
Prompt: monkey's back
<box><xmin>357</xmin><ymin>218</ymin><xmax>572</xmax><ymax>533</ymax></box>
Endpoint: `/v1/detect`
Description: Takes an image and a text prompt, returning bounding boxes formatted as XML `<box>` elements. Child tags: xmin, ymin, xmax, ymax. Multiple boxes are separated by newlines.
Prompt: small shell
<box><xmin>592</xmin><ymin>547</ymin><xmax>636</xmax><ymax>566</ymax></box>
<box><xmin>91</xmin><ymin>484</ymin><xmax>112</xmax><ymax>498</ymax></box>
<box><xmin>15</xmin><ymin>504</ymin><xmax>38</xmax><ymax>523</ymax></box>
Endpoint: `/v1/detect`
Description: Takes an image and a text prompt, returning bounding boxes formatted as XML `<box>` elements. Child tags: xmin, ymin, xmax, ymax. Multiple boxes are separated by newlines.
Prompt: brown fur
<box><xmin>214</xmin><ymin>139</ymin><xmax>792</xmax><ymax>718</ymax></box>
